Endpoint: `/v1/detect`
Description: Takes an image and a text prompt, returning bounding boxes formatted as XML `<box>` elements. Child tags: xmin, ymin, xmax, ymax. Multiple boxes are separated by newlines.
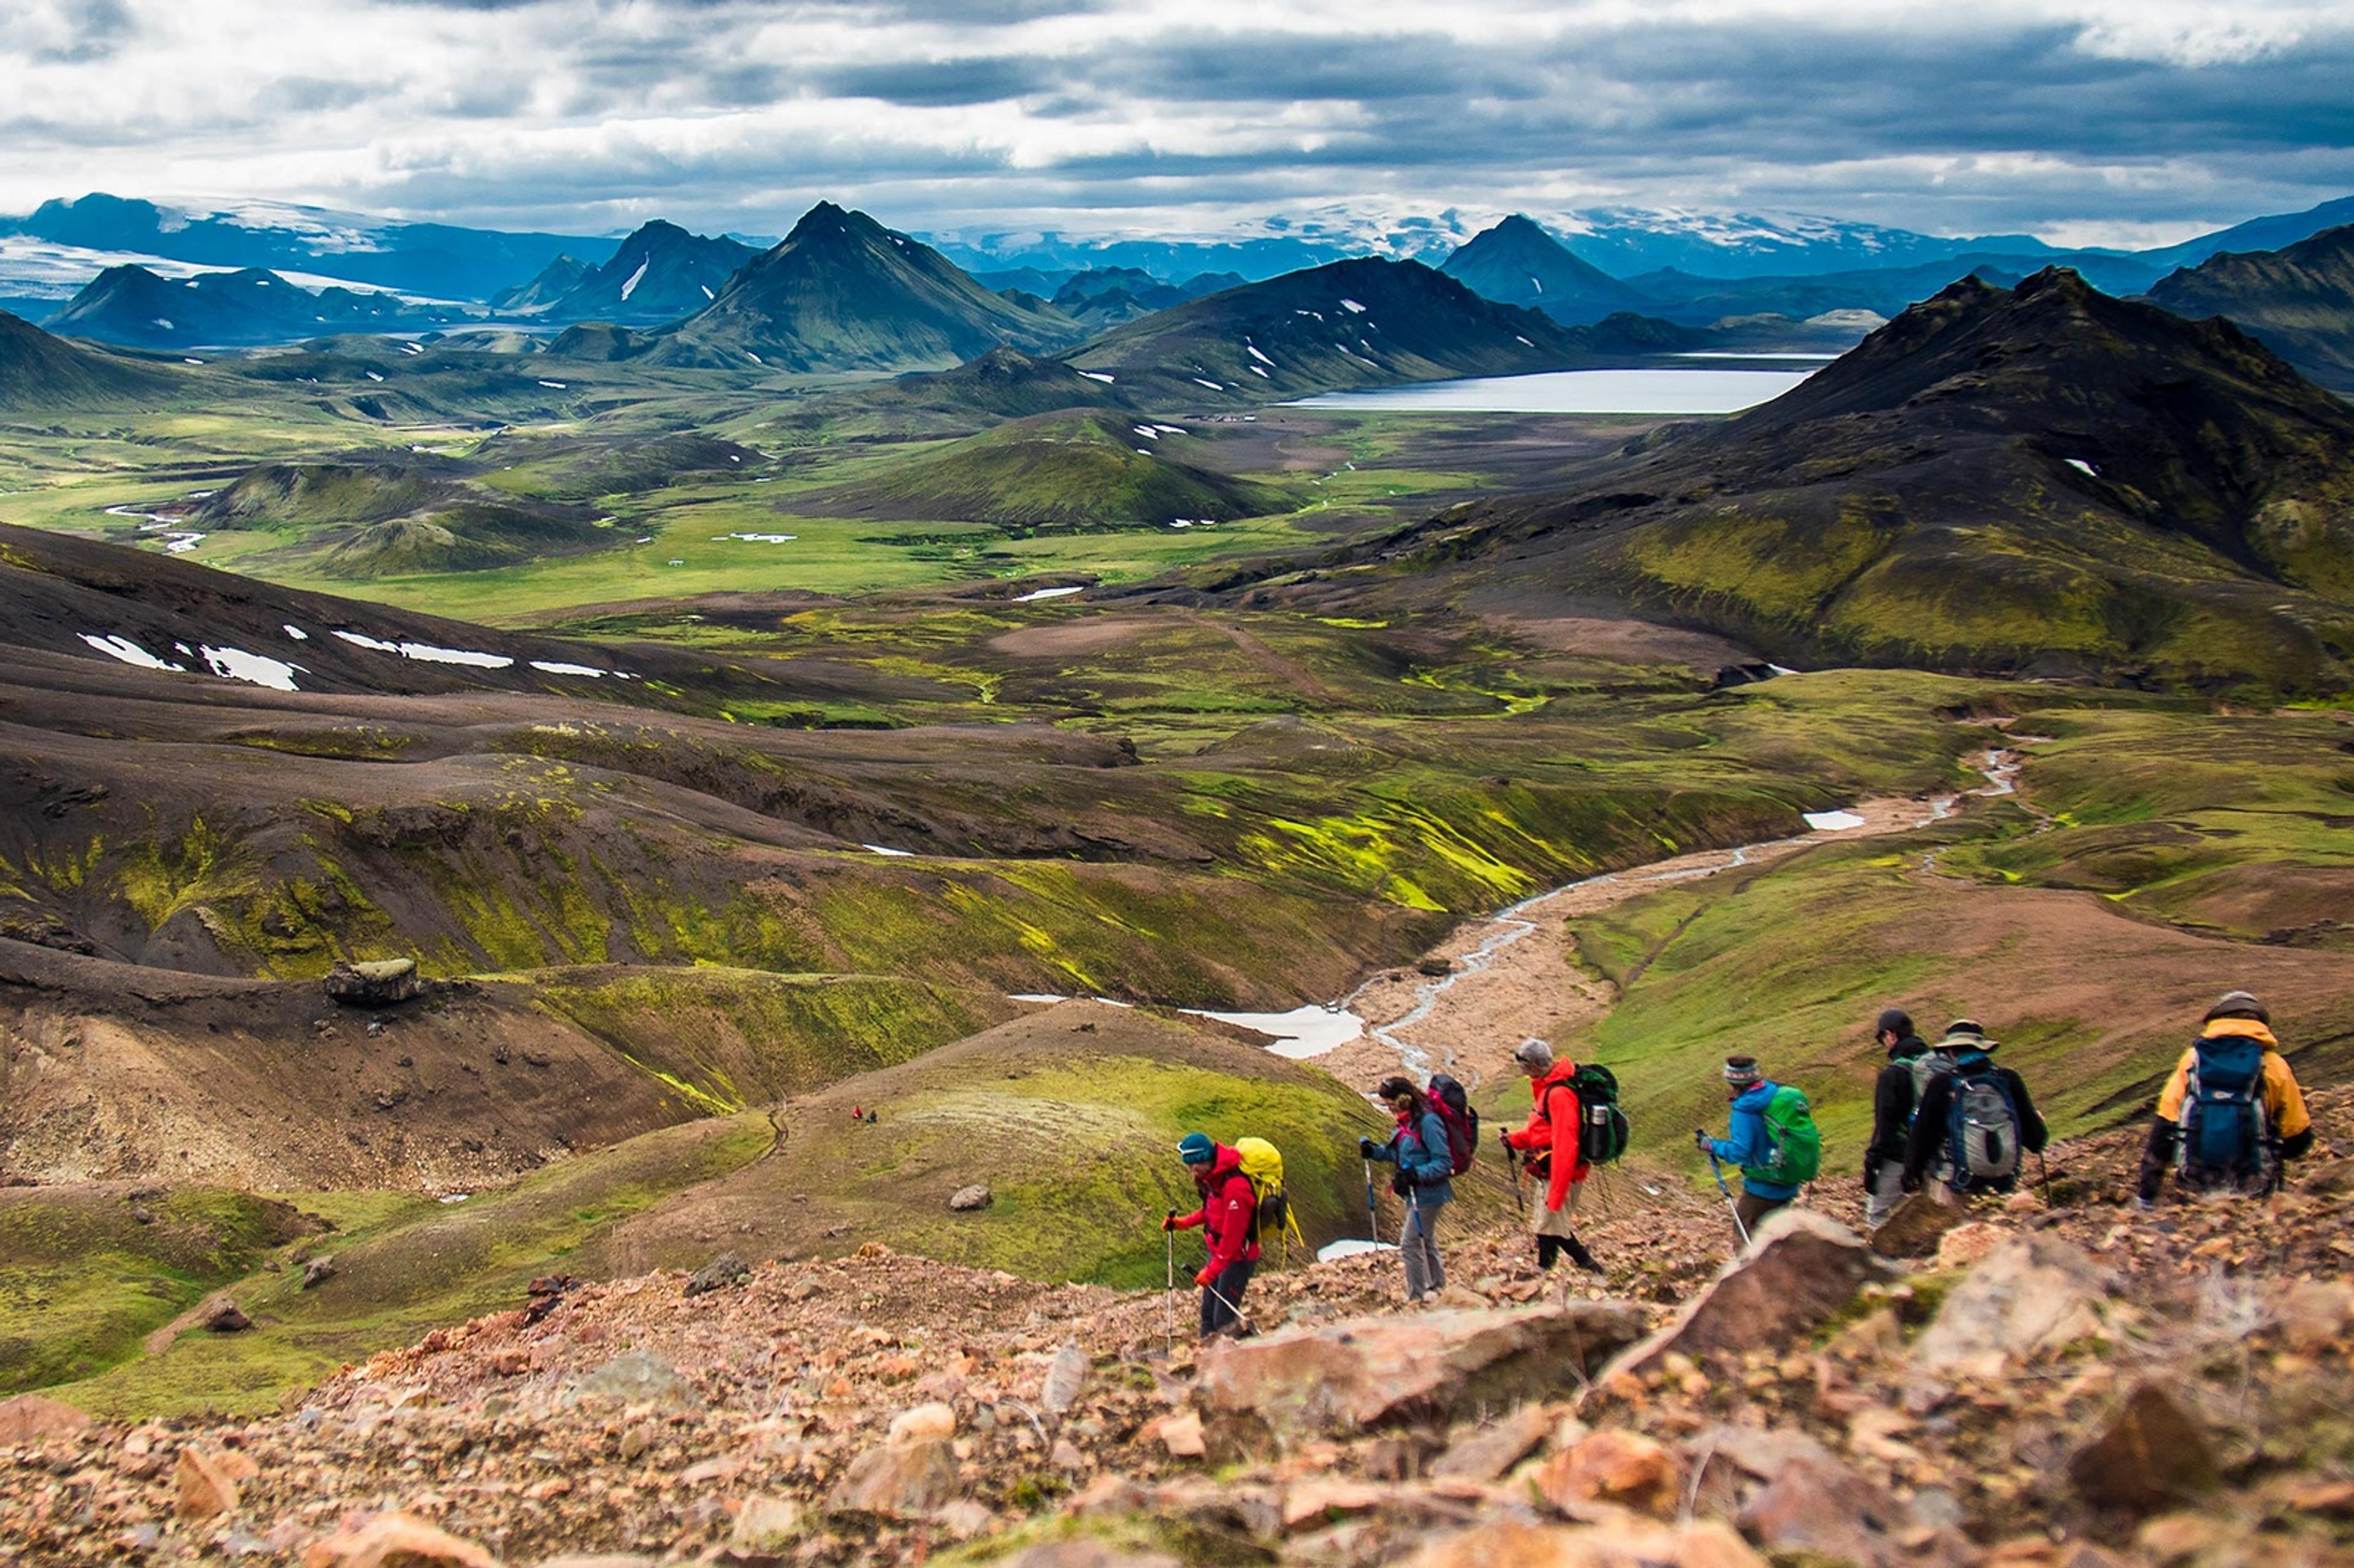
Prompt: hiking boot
<box><xmin>1566</xmin><ymin>1239</ymin><xmax>1605</xmax><ymax>1276</ymax></box>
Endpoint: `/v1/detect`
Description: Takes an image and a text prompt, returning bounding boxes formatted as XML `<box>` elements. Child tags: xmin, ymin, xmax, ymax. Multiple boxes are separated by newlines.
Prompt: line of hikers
<box><xmin>1162</xmin><ymin>988</ymin><xmax>2314</xmax><ymax>1338</ymax></box>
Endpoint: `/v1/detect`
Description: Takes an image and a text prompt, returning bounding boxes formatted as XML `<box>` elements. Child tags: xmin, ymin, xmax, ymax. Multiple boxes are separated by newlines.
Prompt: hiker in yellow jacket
<box><xmin>2135</xmin><ymin>991</ymin><xmax>2314</xmax><ymax>1206</ymax></box>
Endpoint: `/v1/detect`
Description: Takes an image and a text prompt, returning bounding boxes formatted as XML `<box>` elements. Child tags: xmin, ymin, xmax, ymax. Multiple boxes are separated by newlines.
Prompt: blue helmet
<box><xmin>1177</xmin><ymin>1132</ymin><xmax>1216</xmax><ymax>1165</ymax></box>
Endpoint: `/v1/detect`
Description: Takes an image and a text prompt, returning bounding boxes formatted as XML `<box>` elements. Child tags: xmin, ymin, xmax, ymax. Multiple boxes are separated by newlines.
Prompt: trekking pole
<box><xmin>1363</xmin><ymin>1159</ymin><xmax>1380</xmax><ymax>1244</ymax></box>
<box><xmin>1202</xmin><ymin>1277</ymin><xmax>1253</xmax><ymax>1338</ymax></box>
<box><xmin>1706</xmin><ymin>1148</ymin><xmax>1751</xmax><ymax>1250</ymax></box>
<box><xmin>1164</xmin><ymin>1222</ymin><xmax>1176</xmax><ymax>1357</ymax></box>
<box><xmin>2036</xmin><ymin>1148</ymin><xmax>2053</xmax><ymax>1208</ymax></box>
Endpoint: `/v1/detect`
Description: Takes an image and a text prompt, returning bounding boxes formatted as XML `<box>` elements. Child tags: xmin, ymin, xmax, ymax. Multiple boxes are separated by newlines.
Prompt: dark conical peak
<box><xmin>623</xmin><ymin>219</ymin><xmax>690</xmax><ymax>245</ymax></box>
<box><xmin>787</xmin><ymin>201</ymin><xmax>868</xmax><ymax>242</ymax></box>
<box><xmin>1491</xmin><ymin>214</ymin><xmax>1551</xmax><ymax>242</ymax></box>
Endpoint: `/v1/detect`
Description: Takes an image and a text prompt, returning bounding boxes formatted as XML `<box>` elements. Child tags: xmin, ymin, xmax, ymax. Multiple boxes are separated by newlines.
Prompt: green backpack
<box><xmin>1752</xmin><ymin>1085</ymin><xmax>1822</xmax><ymax>1186</ymax></box>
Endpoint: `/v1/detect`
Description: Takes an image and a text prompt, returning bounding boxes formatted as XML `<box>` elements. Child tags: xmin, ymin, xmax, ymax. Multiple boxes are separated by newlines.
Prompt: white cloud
<box><xmin>0</xmin><ymin>0</ymin><xmax>2344</xmax><ymax>245</ymax></box>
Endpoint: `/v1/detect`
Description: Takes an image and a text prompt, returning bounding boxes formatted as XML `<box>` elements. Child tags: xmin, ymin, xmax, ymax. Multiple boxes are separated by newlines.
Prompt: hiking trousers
<box><xmin>1865</xmin><ymin>1159</ymin><xmax>1906</xmax><ymax>1227</ymax></box>
<box><xmin>1199</xmin><ymin>1257</ymin><xmax>1256</xmax><ymax>1338</ymax></box>
<box><xmin>1734</xmin><ymin>1191</ymin><xmax>1791</xmax><ymax>1248</ymax></box>
<box><xmin>1401</xmin><ymin>1195</ymin><xmax>1447</xmax><ymax>1301</ymax></box>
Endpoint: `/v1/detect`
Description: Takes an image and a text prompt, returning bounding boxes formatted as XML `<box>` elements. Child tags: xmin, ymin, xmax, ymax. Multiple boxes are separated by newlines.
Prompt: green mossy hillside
<box><xmin>44</xmin><ymin>1115</ymin><xmax>771</xmax><ymax>1418</ymax></box>
<box><xmin>598</xmin><ymin>1003</ymin><xmax>1457</xmax><ymax>1290</ymax></box>
<box><xmin>805</xmin><ymin>410</ymin><xmax>1293</xmax><ymax>531</ymax></box>
<box><xmin>0</xmin><ymin>1188</ymin><xmax>324</xmax><ymax>1396</ymax></box>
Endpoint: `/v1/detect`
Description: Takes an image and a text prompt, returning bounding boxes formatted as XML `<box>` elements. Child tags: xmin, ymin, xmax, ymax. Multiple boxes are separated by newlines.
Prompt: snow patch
<box><xmin>1339</xmin><ymin>298</ymin><xmax>1366</xmax><ymax>313</ymax></box>
<box><xmin>201</xmin><ymin>645</ymin><xmax>302</xmax><ymax>691</ymax></box>
<box><xmin>1803</xmin><ymin>810</ymin><xmax>1868</xmax><ymax>832</ymax></box>
<box><xmin>1078</xmin><ymin>370</ymin><xmax>1115</xmax><ymax>383</ymax></box>
<box><xmin>1317</xmin><ymin>1239</ymin><xmax>1398</xmax><ymax>1262</ymax></box>
<box><xmin>283</xmin><ymin>623</ymin><xmax>311</xmax><ymax>641</ymax></box>
<box><xmin>80</xmin><ymin>633</ymin><xmax>184</xmax><ymax>672</ymax></box>
<box><xmin>701</xmin><ymin>284</ymin><xmax>714</xmax><ymax>300</ymax></box>
<box><xmin>1012</xmin><ymin>584</ymin><xmax>1084</xmax><ymax>603</ymax></box>
<box><xmin>1184</xmin><ymin>1003</ymin><xmax>1365</xmax><ymax>1060</ymax></box>
<box><xmin>1191</xmin><ymin>377</ymin><xmax>1223</xmax><ymax>390</ymax></box>
<box><xmin>538</xmin><ymin>379</ymin><xmax>567</xmax><ymax>389</ymax></box>
<box><xmin>530</xmin><ymin>660</ymin><xmax>609</xmax><ymax>677</ymax></box>
<box><xmin>714</xmin><ymin>532</ymin><xmax>796</xmax><ymax>544</ymax></box>
<box><xmin>1133</xmin><ymin>425</ymin><xmax>1160</xmax><ymax>440</ymax></box>
<box><xmin>2065</xmin><ymin>458</ymin><xmax>2100</xmax><ymax>477</ymax></box>
<box><xmin>332</xmin><ymin>630</ymin><xmax>513</xmax><ymax>669</ymax></box>
<box><xmin>861</xmin><ymin>843</ymin><xmax>915</xmax><ymax>857</ymax></box>
<box><xmin>364</xmin><ymin>370</ymin><xmax>384</xmax><ymax>382</ymax></box>
<box><xmin>1246</xmin><ymin>344</ymin><xmax>1274</xmax><ymax>366</ymax></box>
<box><xmin>618</xmin><ymin>258</ymin><xmax>650</xmax><ymax>302</ymax></box>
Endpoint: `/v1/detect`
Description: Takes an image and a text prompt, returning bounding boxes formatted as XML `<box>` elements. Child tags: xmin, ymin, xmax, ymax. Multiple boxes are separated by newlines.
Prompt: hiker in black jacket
<box><xmin>1863</xmin><ymin>1008</ymin><xmax>1931</xmax><ymax>1227</ymax></box>
<box><xmin>1902</xmin><ymin>1021</ymin><xmax>2047</xmax><ymax>1201</ymax></box>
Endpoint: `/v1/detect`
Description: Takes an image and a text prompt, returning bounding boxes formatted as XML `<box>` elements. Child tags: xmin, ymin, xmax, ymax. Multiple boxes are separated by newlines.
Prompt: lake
<box><xmin>1289</xmin><ymin>366</ymin><xmax>1817</xmax><ymax>414</ymax></box>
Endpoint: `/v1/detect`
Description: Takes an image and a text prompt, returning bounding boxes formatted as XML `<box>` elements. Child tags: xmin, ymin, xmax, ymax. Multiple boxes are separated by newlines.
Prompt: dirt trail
<box><xmin>1322</xmin><ymin>759</ymin><xmax>2021</xmax><ymax>1092</ymax></box>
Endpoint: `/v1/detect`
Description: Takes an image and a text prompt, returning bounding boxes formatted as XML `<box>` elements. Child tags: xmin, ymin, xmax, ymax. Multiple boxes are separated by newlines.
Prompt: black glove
<box><xmin>1498</xmin><ymin>1127</ymin><xmax>1513</xmax><ymax>1154</ymax></box>
<box><xmin>1358</xmin><ymin>1136</ymin><xmax>1377</xmax><ymax>1158</ymax></box>
<box><xmin>1161</xmin><ymin>1211</ymin><xmax>1178</xmax><ymax>1232</ymax></box>
<box><xmin>1390</xmin><ymin>1170</ymin><xmax>1414</xmax><ymax>1197</ymax></box>
<box><xmin>1693</xmin><ymin>1128</ymin><xmax>1711</xmax><ymax>1154</ymax></box>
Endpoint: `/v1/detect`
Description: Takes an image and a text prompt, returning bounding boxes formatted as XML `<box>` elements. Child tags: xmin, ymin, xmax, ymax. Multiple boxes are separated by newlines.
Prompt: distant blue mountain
<box><xmin>0</xmin><ymin>194</ymin><xmax>598</xmax><ymax>302</ymax></box>
<box><xmin>2138</xmin><ymin>196</ymin><xmax>2354</xmax><ymax>270</ymax></box>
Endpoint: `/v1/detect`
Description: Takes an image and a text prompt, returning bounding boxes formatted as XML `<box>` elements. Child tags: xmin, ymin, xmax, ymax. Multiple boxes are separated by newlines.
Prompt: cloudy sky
<box><xmin>2</xmin><ymin>0</ymin><xmax>2348</xmax><ymax>246</ymax></box>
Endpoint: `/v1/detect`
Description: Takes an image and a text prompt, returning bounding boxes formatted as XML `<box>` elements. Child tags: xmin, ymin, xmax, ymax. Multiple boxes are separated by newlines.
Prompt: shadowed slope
<box><xmin>2146</xmin><ymin>224</ymin><xmax>2354</xmax><ymax>388</ymax></box>
<box><xmin>0</xmin><ymin>309</ymin><xmax>179</xmax><ymax>409</ymax></box>
<box><xmin>1350</xmin><ymin>269</ymin><xmax>2354</xmax><ymax>691</ymax></box>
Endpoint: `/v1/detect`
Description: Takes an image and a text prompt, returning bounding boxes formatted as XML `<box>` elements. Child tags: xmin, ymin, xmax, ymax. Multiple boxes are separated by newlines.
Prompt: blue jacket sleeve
<box><xmin>1708</xmin><ymin>1105</ymin><xmax>1765</xmax><ymax>1166</ymax></box>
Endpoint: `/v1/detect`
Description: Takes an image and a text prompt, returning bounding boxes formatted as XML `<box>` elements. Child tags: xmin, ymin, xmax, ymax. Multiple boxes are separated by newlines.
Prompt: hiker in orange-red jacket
<box><xmin>1498</xmin><ymin>1040</ymin><xmax>1602</xmax><ymax>1274</ymax></box>
<box><xmin>1163</xmin><ymin>1132</ymin><xmax>1260</xmax><ymax>1337</ymax></box>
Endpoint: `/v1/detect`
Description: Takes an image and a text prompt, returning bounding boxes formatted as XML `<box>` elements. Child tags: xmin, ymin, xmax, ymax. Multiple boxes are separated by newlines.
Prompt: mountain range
<box><xmin>0</xmin><ymin>193</ymin><xmax>590</xmax><ymax>302</ymax></box>
<box><xmin>516</xmin><ymin>220</ymin><xmax>761</xmax><ymax>324</ymax></box>
<box><xmin>43</xmin><ymin>265</ymin><xmax>465</xmax><ymax>349</ymax></box>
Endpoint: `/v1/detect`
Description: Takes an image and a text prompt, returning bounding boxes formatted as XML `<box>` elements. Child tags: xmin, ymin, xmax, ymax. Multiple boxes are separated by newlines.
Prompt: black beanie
<box><xmin>1876</xmin><ymin>1008</ymin><xmax>1913</xmax><ymax>1041</ymax></box>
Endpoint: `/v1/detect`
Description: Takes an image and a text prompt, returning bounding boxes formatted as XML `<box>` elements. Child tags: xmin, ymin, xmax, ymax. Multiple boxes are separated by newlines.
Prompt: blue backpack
<box><xmin>2181</xmin><ymin>1036</ymin><xmax>2268</xmax><ymax>1183</ymax></box>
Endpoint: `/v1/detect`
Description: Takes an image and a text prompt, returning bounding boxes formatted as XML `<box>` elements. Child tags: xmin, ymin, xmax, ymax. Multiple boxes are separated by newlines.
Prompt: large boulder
<box><xmin>324</xmin><ymin>957</ymin><xmax>428</xmax><ymax>1008</ymax></box>
<box><xmin>0</xmin><ymin>1393</ymin><xmax>93</xmax><ymax>1446</ymax></box>
<box><xmin>1739</xmin><ymin>1453</ymin><xmax>1968</xmax><ymax>1568</ymax></box>
<box><xmin>301</xmin><ymin>1510</ymin><xmax>498</xmax><ymax>1567</ymax></box>
<box><xmin>1406</xmin><ymin>1519</ymin><xmax>1767</xmax><ymax>1567</ymax></box>
<box><xmin>1910</xmin><ymin>1234</ymin><xmax>2119</xmax><ymax>1378</ymax></box>
<box><xmin>827</xmin><ymin>1436</ymin><xmax>962</xmax><ymax>1519</ymax></box>
<box><xmin>1608</xmin><ymin>1208</ymin><xmax>1889</xmax><ymax>1378</ymax></box>
<box><xmin>2066</xmin><ymin>1382</ymin><xmax>2220</xmax><ymax>1515</ymax></box>
<box><xmin>1195</xmin><ymin>1302</ymin><xmax>1644</xmax><ymax>1453</ymax></box>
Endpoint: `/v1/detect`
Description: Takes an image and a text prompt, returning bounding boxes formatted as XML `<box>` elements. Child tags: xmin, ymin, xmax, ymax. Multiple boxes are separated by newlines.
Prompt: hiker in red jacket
<box><xmin>1499</xmin><ymin>1040</ymin><xmax>1602</xmax><ymax>1274</ymax></box>
<box><xmin>1162</xmin><ymin>1131</ymin><xmax>1260</xmax><ymax>1338</ymax></box>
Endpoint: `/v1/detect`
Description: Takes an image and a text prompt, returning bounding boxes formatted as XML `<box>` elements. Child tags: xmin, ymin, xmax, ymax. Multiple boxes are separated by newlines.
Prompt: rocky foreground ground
<box><xmin>2</xmin><ymin>1092</ymin><xmax>2349</xmax><ymax>1568</ymax></box>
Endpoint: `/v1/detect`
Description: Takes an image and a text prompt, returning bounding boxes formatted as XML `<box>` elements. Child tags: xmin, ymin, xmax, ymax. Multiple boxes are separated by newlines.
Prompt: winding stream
<box><xmin>1238</xmin><ymin>748</ymin><xmax>2028</xmax><ymax>1083</ymax></box>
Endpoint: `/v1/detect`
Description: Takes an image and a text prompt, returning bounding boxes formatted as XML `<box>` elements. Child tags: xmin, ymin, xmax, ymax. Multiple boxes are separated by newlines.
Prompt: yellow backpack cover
<box><xmin>1233</xmin><ymin>1136</ymin><xmax>1305</xmax><ymax>1253</ymax></box>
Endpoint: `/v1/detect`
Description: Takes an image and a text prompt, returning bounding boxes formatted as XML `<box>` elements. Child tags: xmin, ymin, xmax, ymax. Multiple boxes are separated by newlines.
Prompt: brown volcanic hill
<box><xmin>1341</xmin><ymin>268</ymin><xmax>2354</xmax><ymax>691</ymax></box>
<box><xmin>2144</xmin><ymin>222</ymin><xmax>2354</xmax><ymax>388</ymax></box>
<box><xmin>0</xmin><ymin>308</ymin><xmax>178</xmax><ymax>409</ymax></box>
<box><xmin>0</xmin><ymin>519</ymin><xmax>837</xmax><ymax>705</ymax></box>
